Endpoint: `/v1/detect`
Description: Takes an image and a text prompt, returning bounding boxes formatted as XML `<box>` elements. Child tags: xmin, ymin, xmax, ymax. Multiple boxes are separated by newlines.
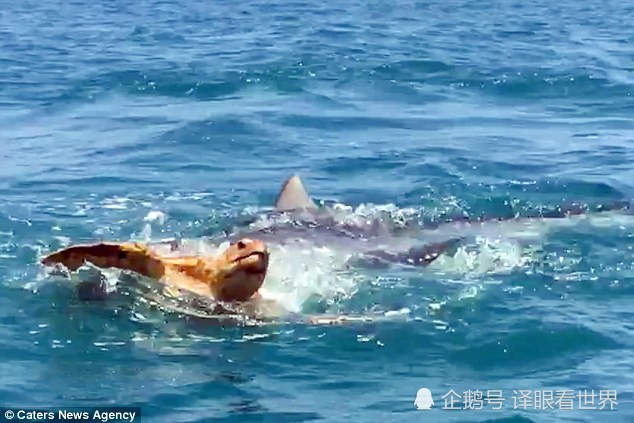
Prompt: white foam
<box><xmin>428</xmin><ymin>237</ymin><xmax>531</xmax><ymax>276</ymax></box>
<box><xmin>144</xmin><ymin>210</ymin><xmax>167</xmax><ymax>224</ymax></box>
<box><xmin>258</xmin><ymin>240</ymin><xmax>360</xmax><ymax>313</ymax></box>
<box><xmin>138</xmin><ymin>210</ymin><xmax>168</xmax><ymax>241</ymax></box>
<box><xmin>102</xmin><ymin>197</ymin><xmax>131</xmax><ymax>210</ymax></box>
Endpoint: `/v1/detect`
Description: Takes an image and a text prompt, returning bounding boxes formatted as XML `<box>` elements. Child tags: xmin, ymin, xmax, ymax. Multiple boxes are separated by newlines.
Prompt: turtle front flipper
<box><xmin>41</xmin><ymin>242</ymin><xmax>166</xmax><ymax>279</ymax></box>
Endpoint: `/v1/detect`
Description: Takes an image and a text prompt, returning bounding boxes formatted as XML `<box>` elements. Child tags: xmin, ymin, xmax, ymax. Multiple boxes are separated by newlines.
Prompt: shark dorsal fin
<box><xmin>274</xmin><ymin>175</ymin><xmax>318</xmax><ymax>211</ymax></box>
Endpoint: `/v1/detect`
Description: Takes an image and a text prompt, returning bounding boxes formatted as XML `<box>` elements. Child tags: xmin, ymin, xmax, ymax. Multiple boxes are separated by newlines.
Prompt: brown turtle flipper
<box><xmin>41</xmin><ymin>242</ymin><xmax>166</xmax><ymax>279</ymax></box>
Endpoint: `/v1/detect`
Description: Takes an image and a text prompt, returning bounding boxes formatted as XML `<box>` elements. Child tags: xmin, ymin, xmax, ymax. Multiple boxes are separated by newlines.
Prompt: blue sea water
<box><xmin>1</xmin><ymin>0</ymin><xmax>634</xmax><ymax>421</ymax></box>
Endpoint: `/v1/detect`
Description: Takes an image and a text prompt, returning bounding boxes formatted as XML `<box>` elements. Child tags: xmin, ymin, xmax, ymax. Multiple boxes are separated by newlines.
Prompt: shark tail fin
<box><xmin>274</xmin><ymin>175</ymin><xmax>318</xmax><ymax>211</ymax></box>
<box><xmin>41</xmin><ymin>242</ymin><xmax>165</xmax><ymax>279</ymax></box>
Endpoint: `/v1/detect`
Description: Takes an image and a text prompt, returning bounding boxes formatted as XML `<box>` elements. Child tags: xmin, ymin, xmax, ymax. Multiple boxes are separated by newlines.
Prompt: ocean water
<box><xmin>1</xmin><ymin>0</ymin><xmax>634</xmax><ymax>421</ymax></box>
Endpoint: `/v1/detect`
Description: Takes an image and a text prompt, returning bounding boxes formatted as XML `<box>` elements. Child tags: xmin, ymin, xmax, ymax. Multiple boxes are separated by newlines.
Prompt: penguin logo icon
<box><xmin>414</xmin><ymin>388</ymin><xmax>434</xmax><ymax>410</ymax></box>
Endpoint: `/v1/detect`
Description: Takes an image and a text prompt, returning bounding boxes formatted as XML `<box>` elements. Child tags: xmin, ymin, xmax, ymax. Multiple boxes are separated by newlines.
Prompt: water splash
<box><xmin>139</xmin><ymin>209</ymin><xmax>168</xmax><ymax>241</ymax></box>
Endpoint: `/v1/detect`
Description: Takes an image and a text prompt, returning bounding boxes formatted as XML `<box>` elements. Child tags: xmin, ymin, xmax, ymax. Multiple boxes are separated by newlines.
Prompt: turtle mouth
<box><xmin>233</xmin><ymin>251</ymin><xmax>269</xmax><ymax>274</ymax></box>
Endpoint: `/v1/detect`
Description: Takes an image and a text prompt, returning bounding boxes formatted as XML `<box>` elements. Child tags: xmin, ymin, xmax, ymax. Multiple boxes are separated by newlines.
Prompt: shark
<box><xmin>163</xmin><ymin>174</ymin><xmax>632</xmax><ymax>271</ymax></box>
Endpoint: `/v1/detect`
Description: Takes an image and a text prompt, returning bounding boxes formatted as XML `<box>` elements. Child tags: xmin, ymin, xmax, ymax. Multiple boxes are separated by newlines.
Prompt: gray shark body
<box><xmin>195</xmin><ymin>175</ymin><xmax>632</xmax><ymax>269</ymax></box>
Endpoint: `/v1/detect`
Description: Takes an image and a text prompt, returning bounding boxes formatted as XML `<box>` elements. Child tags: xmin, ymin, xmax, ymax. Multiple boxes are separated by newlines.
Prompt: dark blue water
<box><xmin>2</xmin><ymin>0</ymin><xmax>634</xmax><ymax>421</ymax></box>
